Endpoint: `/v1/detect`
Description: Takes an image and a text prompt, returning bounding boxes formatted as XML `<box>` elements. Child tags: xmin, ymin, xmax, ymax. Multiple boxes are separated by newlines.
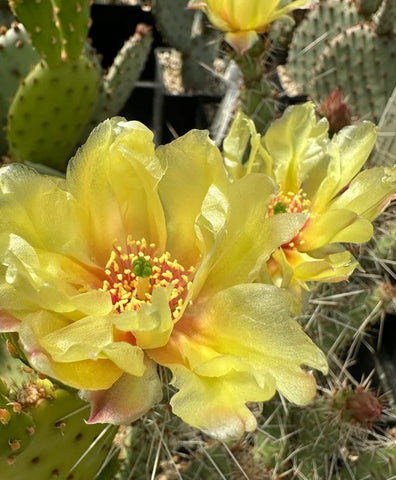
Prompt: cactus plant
<box><xmin>0</xmin><ymin>0</ymin><xmax>152</xmax><ymax>170</ymax></box>
<box><xmin>0</xmin><ymin>23</ymin><xmax>39</xmax><ymax>154</ymax></box>
<box><xmin>85</xmin><ymin>23</ymin><xmax>153</xmax><ymax>135</ymax></box>
<box><xmin>285</xmin><ymin>0</ymin><xmax>396</xmax><ymax>122</ymax></box>
<box><xmin>0</xmin><ymin>337</ymin><xmax>119</xmax><ymax>479</ymax></box>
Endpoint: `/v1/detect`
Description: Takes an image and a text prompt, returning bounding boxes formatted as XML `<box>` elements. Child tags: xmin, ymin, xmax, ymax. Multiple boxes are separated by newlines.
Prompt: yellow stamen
<box><xmin>101</xmin><ymin>237</ymin><xmax>195</xmax><ymax>319</ymax></box>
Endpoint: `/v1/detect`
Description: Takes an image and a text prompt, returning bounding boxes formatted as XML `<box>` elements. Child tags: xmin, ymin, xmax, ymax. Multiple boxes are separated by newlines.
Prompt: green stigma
<box><xmin>132</xmin><ymin>257</ymin><xmax>153</xmax><ymax>277</ymax></box>
<box><xmin>273</xmin><ymin>201</ymin><xmax>287</xmax><ymax>214</ymax></box>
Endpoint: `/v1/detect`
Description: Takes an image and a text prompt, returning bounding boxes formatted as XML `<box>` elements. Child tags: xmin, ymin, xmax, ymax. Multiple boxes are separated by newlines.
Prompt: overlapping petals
<box><xmin>189</xmin><ymin>0</ymin><xmax>308</xmax><ymax>54</ymax></box>
<box><xmin>0</xmin><ymin>117</ymin><xmax>326</xmax><ymax>440</ymax></box>
<box><xmin>223</xmin><ymin>103</ymin><xmax>396</xmax><ymax>291</ymax></box>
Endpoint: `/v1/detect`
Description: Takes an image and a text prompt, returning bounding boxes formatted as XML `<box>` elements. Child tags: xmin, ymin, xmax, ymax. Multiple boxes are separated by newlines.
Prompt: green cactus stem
<box><xmin>233</xmin><ymin>37</ymin><xmax>277</xmax><ymax>134</ymax></box>
<box><xmin>0</xmin><ymin>23</ymin><xmax>39</xmax><ymax>155</ymax></box>
<box><xmin>9</xmin><ymin>0</ymin><xmax>63</xmax><ymax>67</ymax></box>
<box><xmin>52</xmin><ymin>0</ymin><xmax>91</xmax><ymax>60</ymax></box>
<box><xmin>7</xmin><ymin>55</ymin><xmax>99</xmax><ymax>168</ymax></box>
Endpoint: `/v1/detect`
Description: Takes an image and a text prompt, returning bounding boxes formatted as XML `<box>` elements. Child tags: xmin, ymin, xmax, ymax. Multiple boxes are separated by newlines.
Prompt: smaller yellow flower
<box><xmin>223</xmin><ymin>103</ymin><xmax>396</xmax><ymax>292</ymax></box>
<box><xmin>189</xmin><ymin>0</ymin><xmax>308</xmax><ymax>54</ymax></box>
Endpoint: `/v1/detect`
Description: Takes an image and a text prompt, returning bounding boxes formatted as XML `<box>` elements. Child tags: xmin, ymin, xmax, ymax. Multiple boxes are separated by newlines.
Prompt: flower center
<box><xmin>101</xmin><ymin>237</ymin><xmax>195</xmax><ymax>320</ymax></box>
<box><xmin>267</xmin><ymin>189</ymin><xmax>311</xmax><ymax>249</ymax></box>
<box><xmin>268</xmin><ymin>189</ymin><xmax>311</xmax><ymax>216</ymax></box>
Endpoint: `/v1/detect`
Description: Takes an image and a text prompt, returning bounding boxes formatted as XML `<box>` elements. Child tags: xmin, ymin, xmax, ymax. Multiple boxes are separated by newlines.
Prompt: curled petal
<box><xmin>0</xmin><ymin>310</ymin><xmax>21</xmax><ymax>332</ymax></box>
<box><xmin>328</xmin><ymin>166</ymin><xmax>396</xmax><ymax>220</ymax></box>
<box><xmin>67</xmin><ymin>118</ymin><xmax>167</xmax><ymax>265</ymax></box>
<box><xmin>300</xmin><ymin>210</ymin><xmax>373</xmax><ymax>251</ymax></box>
<box><xmin>19</xmin><ymin>311</ymin><xmax>123</xmax><ymax>390</ymax></box>
<box><xmin>84</xmin><ymin>361</ymin><xmax>162</xmax><ymax>425</ymax></box>
<box><xmin>112</xmin><ymin>286</ymin><xmax>174</xmax><ymax>349</ymax></box>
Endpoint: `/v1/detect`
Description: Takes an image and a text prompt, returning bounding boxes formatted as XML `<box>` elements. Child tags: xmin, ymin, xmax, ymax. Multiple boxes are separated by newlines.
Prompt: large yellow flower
<box><xmin>224</xmin><ymin>103</ymin><xmax>396</xmax><ymax>292</ymax></box>
<box><xmin>188</xmin><ymin>0</ymin><xmax>308</xmax><ymax>54</ymax></box>
<box><xmin>0</xmin><ymin>118</ymin><xmax>327</xmax><ymax>440</ymax></box>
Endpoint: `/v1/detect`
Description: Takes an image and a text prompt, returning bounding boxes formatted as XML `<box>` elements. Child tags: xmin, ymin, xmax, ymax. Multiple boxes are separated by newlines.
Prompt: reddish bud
<box><xmin>341</xmin><ymin>386</ymin><xmax>383</xmax><ymax>426</ymax></box>
<box><xmin>318</xmin><ymin>87</ymin><xmax>352</xmax><ymax>134</ymax></box>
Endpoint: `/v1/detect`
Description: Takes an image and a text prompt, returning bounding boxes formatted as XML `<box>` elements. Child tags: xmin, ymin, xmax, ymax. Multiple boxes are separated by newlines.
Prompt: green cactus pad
<box><xmin>287</xmin><ymin>0</ymin><xmax>361</xmax><ymax>87</ymax></box>
<box><xmin>0</xmin><ymin>23</ymin><xmax>39</xmax><ymax>155</ymax></box>
<box><xmin>9</xmin><ymin>0</ymin><xmax>63</xmax><ymax>67</ymax></box>
<box><xmin>52</xmin><ymin>0</ymin><xmax>91</xmax><ymax>60</ymax></box>
<box><xmin>7</xmin><ymin>55</ymin><xmax>99</xmax><ymax>169</ymax></box>
<box><xmin>315</xmin><ymin>24</ymin><xmax>396</xmax><ymax>122</ymax></box>
<box><xmin>0</xmin><ymin>379</ymin><xmax>35</xmax><ymax>462</ymax></box>
<box><xmin>87</xmin><ymin>24</ymin><xmax>153</xmax><ymax>131</ymax></box>
<box><xmin>1</xmin><ymin>381</ymin><xmax>117</xmax><ymax>480</ymax></box>
<box><xmin>153</xmin><ymin>0</ymin><xmax>198</xmax><ymax>54</ymax></box>
<box><xmin>340</xmin><ymin>444</ymin><xmax>396</xmax><ymax>479</ymax></box>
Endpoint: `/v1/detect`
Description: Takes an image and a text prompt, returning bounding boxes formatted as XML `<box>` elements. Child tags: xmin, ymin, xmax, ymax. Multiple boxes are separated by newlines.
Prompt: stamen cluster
<box><xmin>267</xmin><ymin>189</ymin><xmax>311</xmax><ymax>249</ymax></box>
<box><xmin>101</xmin><ymin>238</ymin><xmax>195</xmax><ymax>319</ymax></box>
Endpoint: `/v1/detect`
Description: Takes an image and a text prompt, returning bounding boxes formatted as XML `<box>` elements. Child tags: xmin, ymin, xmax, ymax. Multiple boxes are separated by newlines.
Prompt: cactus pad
<box><xmin>88</xmin><ymin>24</ymin><xmax>153</xmax><ymax>130</ymax></box>
<box><xmin>287</xmin><ymin>0</ymin><xmax>361</xmax><ymax>87</ymax></box>
<box><xmin>52</xmin><ymin>0</ymin><xmax>91</xmax><ymax>60</ymax></box>
<box><xmin>316</xmin><ymin>24</ymin><xmax>395</xmax><ymax>121</ymax></box>
<box><xmin>7</xmin><ymin>55</ymin><xmax>99</xmax><ymax>169</ymax></box>
<box><xmin>9</xmin><ymin>0</ymin><xmax>63</xmax><ymax>67</ymax></box>
<box><xmin>0</xmin><ymin>23</ymin><xmax>39</xmax><ymax>155</ymax></box>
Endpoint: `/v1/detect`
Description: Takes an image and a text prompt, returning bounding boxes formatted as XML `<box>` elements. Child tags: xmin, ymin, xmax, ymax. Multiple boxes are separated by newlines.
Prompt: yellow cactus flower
<box><xmin>0</xmin><ymin>118</ymin><xmax>327</xmax><ymax>440</ymax></box>
<box><xmin>188</xmin><ymin>0</ymin><xmax>308</xmax><ymax>54</ymax></box>
<box><xmin>223</xmin><ymin>103</ymin><xmax>396</xmax><ymax>292</ymax></box>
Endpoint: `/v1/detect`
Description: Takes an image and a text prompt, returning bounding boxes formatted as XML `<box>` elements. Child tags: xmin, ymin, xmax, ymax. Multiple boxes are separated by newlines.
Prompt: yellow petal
<box><xmin>262</xmin><ymin>102</ymin><xmax>324</xmax><ymax>192</ymax></box>
<box><xmin>224</xmin><ymin>30</ymin><xmax>259</xmax><ymax>55</ymax></box>
<box><xmin>102</xmin><ymin>343</ymin><xmax>145</xmax><ymax>377</ymax></box>
<box><xmin>150</xmin><ymin>284</ymin><xmax>327</xmax><ymax>439</ymax></box>
<box><xmin>200</xmin><ymin>174</ymin><xmax>307</xmax><ymax>294</ymax></box>
<box><xmin>0</xmin><ymin>164</ymin><xmax>93</xmax><ymax>265</ymax></box>
<box><xmin>168</xmin><ymin>364</ymin><xmax>272</xmax><ymax>440</ymax></box>
<box><xmin>39</xmin><ymin>315</ymin><xmax>114</xmax><ymax>362</ymax></box>
<box><xmin>157</xmin><ymin>129</ymin><xmax>228</xmax><ymax>267</ymax></box>
<box><xmin>3</xmin><ymin>234</ymin><xmax>110</xmax><ymax>317</ymax></box>
<box><xmin>84</xmin><ymin>361</ymin><xmax>162</xmax><ymax>424</ymax></box>
<box><xmin>300</xmin><ymin>210</ymin><xmax>372</xmax><ymax>251</ymax></box>
<box><xmin>328</xmin><ymin>166</ymin><xmax>396</xmax><ymax>220</ymax></box>
<box><xmin>19</xmin><ymin>311</ymin><xmax>122</xmax><ymax>389</ymax></box>
<box><xmin>113</xmin><ymin>286</ymin><xmax>174</xmax><ymax>349</ymax></box>
<box><xmin>67</xmin><ymin>118</ymin><xmax>167</xmax><ymax>265</ymax></box>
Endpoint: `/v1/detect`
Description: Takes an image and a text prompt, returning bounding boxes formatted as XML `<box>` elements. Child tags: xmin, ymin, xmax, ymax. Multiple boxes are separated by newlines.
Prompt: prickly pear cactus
<box><xmin>1</xmin><ymin>0</ymin><xmax>152</xmax><ymax>169</ymax></box>
<box><xmin>370</xmin><ymin>88</ymin><xmax>396</xmax><ymax>168</ymax></box>
<box><xmin>7</xmin><ymin>57</ymin><xmax>99</xmax><ymax>169</ymax></box>
<box><xmin>285</xmin><ymin>0</ymin><xmax>396</xmax><ymax>122</ymax></box>
<box><xmin>4</xmin><ymin>0</ymin><xmax>99</xmax><ymax>168</ymax></box>
<box><xmin>0</xmin><ymin>339</ymin><xmax>118</xmax><ymax>480</ymax></box>
<box><xmin>86</xmin><ymin>23</ymin><xmax>153</xmax><ymax>133</ymax></box>
<box><xmin>0</xmin><ymin>23</ymin><xmax>39</xmax><ymax>155</ymax></box>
